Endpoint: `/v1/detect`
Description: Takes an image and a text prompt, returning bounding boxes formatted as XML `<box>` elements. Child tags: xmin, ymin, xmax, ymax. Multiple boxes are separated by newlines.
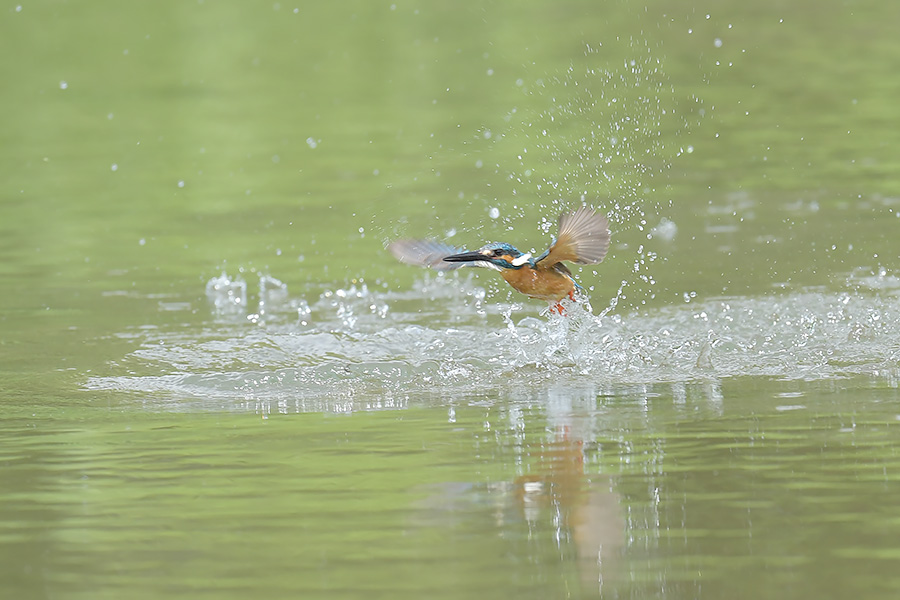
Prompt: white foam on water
<box><xmin>85</xmin><ymin>269</ymin><xmax>900</xmax><ymax>413</ymax></box>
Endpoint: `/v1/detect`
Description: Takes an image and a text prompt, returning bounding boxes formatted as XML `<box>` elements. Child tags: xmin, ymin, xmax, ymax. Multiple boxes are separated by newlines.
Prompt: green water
<box><xmin>3</xmin><ymin>1</ymin><xmax>900</xmax><ymax>598</ymax></box>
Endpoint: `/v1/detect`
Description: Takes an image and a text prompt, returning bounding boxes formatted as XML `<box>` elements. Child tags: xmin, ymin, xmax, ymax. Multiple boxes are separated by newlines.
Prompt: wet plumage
<box><xmin>388</xmin><ymin>206</ymin><xmax>610</xmax><ymax>312</ymax></box>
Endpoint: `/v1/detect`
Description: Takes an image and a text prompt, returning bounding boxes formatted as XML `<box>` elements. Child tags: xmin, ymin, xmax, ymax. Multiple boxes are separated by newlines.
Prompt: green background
<box><xmin>3</xmin><ymin>1</ymin><xmax>900</xmax><ymax>598</ymax></box>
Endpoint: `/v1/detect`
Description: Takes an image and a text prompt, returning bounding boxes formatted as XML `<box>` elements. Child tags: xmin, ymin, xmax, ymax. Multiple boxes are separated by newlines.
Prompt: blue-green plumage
<box><xmin>388</xmin><ymin>206</ymin><xmax>610</xmax><ymax>311</ymax></box>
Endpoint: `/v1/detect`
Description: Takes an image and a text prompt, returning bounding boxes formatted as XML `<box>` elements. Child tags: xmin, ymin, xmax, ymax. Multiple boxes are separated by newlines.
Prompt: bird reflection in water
<box><xmin>513</xmin><ymin>424</ymin><xmax>623</xmax><ymax>596</ymax></box>
<box><xmin>413</xmin><ymin>415</ymin><xmax>623</xmax><ymax>597</ymax></box>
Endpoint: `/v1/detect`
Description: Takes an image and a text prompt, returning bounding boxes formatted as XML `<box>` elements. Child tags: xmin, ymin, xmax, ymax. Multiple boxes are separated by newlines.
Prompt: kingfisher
<box><xmin>388</xmin><ymin>206</ymin><xmax>610</xmax><ymax>313</ymax></box>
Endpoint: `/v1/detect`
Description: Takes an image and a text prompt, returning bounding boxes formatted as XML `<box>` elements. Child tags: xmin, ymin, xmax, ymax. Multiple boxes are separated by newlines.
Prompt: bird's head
<box><xmin>443</xmin><ymin>242</ymin><xmax>534</xmax><ymax>271</ymax></box>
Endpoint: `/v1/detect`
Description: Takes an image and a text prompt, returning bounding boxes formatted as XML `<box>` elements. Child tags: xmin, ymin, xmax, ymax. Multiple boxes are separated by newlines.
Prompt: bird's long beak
<box><xmin>442</xmin><ymin>250</ymin><xmax>487</xmax><ymax>264</ymax></box>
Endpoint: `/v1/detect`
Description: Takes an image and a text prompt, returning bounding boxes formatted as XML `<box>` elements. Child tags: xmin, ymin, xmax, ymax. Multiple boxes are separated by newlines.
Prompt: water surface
<box><xmin>3</xmin><ymin>1</ymin><xmax>900</xmax><ymax>599</ymax></box>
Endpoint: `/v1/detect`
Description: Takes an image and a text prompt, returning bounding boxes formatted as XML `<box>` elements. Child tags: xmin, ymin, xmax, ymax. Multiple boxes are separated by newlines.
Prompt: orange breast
<box><xmin>500</xmin><ymin>267</ymin><xmax>575</xmax><ymax>302</ymax></box>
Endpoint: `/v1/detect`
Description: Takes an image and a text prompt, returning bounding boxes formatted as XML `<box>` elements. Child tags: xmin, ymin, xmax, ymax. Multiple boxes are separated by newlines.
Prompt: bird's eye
<box><xmin>493</xmin><ymin>249</ymin><xmax>504</xmax><ymax>257</ymax></box>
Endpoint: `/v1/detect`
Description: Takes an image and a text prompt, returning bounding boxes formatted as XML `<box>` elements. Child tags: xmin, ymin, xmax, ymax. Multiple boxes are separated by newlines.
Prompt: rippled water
<box><xmin>86</xmin><ymin>267</ymin><xmax>900</xmax><ymax>414</ymax></box>
<box><xmin>6</xmin><ymin>1</ymin><xmax>900</xmax><ymax>598</ymax></box>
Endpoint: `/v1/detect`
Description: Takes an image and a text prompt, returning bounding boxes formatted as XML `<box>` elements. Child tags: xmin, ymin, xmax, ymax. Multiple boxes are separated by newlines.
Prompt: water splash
<box><xmin>205</xmin><ymin>272</ymin><xmax>246</xmax><ymax>312</ymax></box>
<box><xmin>477</xmin><ymin>41</ymin><xmax>704</xmax><ymax>313</ymax></box>
<box><xmin>501</xmin><ymin>42</ymin><xmax>702</xmax><ymax>213</ymax></box>
<box><xmin>87</xmin><ymin>269</ymin><xmax>900</xmax><ymax>413</ymax></box>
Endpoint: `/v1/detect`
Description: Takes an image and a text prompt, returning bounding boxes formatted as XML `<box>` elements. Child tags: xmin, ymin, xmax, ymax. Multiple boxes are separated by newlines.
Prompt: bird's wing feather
<box><xmin>388</xmin><ymin>239</ymin><xmax>469</xmax><ymax>271</ymax></box>
<box><xmin>536</xmin><ymin>206</ymin><xmax>610</xmax><ymax>267</ymax></box>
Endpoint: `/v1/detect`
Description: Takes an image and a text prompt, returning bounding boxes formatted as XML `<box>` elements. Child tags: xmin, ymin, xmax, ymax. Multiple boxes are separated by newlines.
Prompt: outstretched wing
<box><xmin>387</xmin><ymin>239</ymin><xmax>468</xmax><ymax>271</ymax></box>
<box><xmin>536</xmin><ymin>206</ymin><xmax>610</xmax><ymax>267</ymax></box>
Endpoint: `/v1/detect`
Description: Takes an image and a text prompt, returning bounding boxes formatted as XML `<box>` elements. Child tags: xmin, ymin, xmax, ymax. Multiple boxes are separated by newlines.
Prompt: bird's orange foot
<box><xmin>551</xmin><ymin>290</ymin><xmax>579</xmax><ymax>315</ymax></box>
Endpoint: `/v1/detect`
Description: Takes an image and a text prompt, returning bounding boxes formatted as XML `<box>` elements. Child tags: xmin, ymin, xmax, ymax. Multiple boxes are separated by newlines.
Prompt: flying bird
<box><xmin>388</xmin><ymin>206</ymin><xmax>610</xmax><ymax>313</ymax></box>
